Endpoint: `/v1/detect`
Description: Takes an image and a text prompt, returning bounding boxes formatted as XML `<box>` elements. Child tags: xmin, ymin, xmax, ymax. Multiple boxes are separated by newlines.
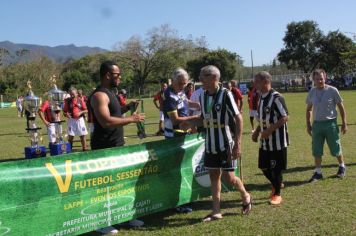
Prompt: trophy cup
<box><xmin>24</xmin><ymin>81</ymin><xmax>46</xmax><ymax>158</ymax></box>
<box><xmin>47</xmin><ymin>75</ymin><xmax>71</xmax><ymax>155</ymax></box>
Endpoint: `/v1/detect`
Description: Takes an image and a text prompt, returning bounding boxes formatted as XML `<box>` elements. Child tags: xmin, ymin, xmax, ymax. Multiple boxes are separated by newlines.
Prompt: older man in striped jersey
<box><xmin>199</xmin><ymin>65</ymin><xmax>252</xmax><ymax>222</ymax></box>
<box><xmin>252</xmin><ymin>71</ymin><xmax>289</xmax><ymax>205</ymax></box>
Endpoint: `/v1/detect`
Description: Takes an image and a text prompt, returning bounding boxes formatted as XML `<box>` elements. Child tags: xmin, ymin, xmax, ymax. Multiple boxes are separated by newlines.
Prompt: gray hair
<box><xmin>172</xmin><ymin>68</ymin><xmax>189</xmax><ymax>82</ymax></box>
<box><xmin>200</xmin><ymin>65</ymin><xmax>221</xmax><ymax>80</ymax></box>
<box><xmin>254</xmin><ymin>71</ymin><xmax>272</xmax><ymax>82</ymax></box>
<box><xmin>68</xmin><ymin>86</ymin><xmax>77</xmax><ymax>93</ymax></box>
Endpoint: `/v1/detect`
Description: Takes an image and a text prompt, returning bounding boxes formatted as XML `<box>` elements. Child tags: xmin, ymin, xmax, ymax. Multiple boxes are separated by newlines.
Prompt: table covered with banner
<box><xmin>0</xmin><ymin>134</ymin><xmax>238</xmax><ymax>236</ymax></box>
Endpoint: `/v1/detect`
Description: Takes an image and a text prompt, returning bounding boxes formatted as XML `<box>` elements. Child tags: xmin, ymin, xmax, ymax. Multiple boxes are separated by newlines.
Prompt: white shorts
<box><xmin>67</xmin><ymin>117</ymin><xmax>88</xmax><ymax>136</ymax></box>
<box><xmin>159</xmin><ymin>111</ymin><xmax>164</xmax><ymax>121</ymax></box>
<box><xmin>249</xmin><ymin>110</ymin><xmax>257</xmax><ymax>118</ymax></box>
<box><xmin>48</xmin><ymin>123</ymin><xmax>62</xmax><ymax>143</ymax></box>
<box><xmin>17</xmin><ymin>105</ymin><xmax>23</xmax><ymax>112</ymax></box>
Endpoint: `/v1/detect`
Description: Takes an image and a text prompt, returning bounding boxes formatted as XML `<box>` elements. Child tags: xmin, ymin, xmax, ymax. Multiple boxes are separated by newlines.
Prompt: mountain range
<box><xmin>0</xmin><ymin>41</ymin><xmax>108</xmax><ymax>63</ymax></box>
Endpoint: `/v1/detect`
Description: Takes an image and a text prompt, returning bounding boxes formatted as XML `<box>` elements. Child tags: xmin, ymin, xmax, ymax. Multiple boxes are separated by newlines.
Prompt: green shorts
<box><xmin>312</xmin><ymin>119</ymin><xmax>342</xmax><ymax>157</ymax></box>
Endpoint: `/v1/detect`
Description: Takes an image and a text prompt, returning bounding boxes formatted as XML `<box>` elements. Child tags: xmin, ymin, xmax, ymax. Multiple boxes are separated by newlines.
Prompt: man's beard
<box><xmin>110</xmin><ymin>78</ymin><xmax>118</xmax><ymax>89</ymax></box>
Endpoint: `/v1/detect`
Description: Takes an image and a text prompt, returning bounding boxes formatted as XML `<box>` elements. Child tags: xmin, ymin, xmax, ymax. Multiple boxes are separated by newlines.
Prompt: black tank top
<box><xmin>90</xmin><ymin>87</ymin><xmax>124</xmax><ymax>150</ymax></box>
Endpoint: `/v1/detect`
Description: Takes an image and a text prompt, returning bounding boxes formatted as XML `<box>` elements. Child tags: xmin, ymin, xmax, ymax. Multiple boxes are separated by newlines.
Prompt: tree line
<box><xmin>0</xmin><ymin>22</ymin><xmax>355</xmax><ymax>101</ymax></box>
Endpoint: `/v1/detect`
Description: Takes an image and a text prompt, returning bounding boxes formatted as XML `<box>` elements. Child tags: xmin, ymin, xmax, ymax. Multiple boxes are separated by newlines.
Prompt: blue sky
<box><xmin>1</xmin><ymin>0</ymin><xmax>355</xmax><ymax>66</ymax></box>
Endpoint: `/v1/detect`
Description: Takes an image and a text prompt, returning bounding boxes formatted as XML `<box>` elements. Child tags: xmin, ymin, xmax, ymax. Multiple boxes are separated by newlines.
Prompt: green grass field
<box><xmin>0</xmin><ymin>91</ymin><xmax>355</xmax><ymax>235</ymax></box>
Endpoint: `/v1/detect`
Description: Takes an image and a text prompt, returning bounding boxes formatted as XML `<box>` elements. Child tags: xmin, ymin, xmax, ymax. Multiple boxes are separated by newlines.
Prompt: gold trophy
<box><xmin>24</xmin><ymin>81</ymin><xmax>46</xmax><ymax>158</ymax></box>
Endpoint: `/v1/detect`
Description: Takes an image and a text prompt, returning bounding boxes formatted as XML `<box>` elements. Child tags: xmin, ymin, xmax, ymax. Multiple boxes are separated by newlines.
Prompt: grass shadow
<box><xmin>285</xmin><ymin>162</ymin><xmax>356</xmax><ymax>174</ymax></box>
<box><xmin>0</xmin><ymin>132</ymin><xmax>25</xmax><ymax>136</ymax></box>
<box><xmin>0</xmin><ymin>158</ymin><xmax>25</xmax><ymax>163</ymax></box>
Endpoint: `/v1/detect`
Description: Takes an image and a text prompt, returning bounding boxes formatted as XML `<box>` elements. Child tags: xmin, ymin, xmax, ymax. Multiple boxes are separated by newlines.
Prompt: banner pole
<box><xmin>239</xmin><ymin>155</ymin><xmax>243</xmax><ymax>183</ymax></box>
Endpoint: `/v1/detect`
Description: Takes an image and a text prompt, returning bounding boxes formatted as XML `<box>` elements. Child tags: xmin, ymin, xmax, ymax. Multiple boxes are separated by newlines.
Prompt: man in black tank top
<box><xmin>89</xmin><ymin>61</ymin><xmax>145</xmax><ymax>232</ymax></box>
<box><xmin>90</xmin><ymin>61</ymin><xmax>145</xmax><ymax>150</ymax></box>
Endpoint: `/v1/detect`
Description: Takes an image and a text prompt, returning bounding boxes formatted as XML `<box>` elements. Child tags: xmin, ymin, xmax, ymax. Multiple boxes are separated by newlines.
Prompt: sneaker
<box><xmin>119</xmin><ymin>219</ymin><xmax>144</xmax><ymax>227</ymax></box>
<box><xmin>336</xmin><ymin>166</ymin><xmax>346</xmax><ymax>178</ymax></box>
<box><xmin>176</xmin><ymin>206</ymin><xmax>193</xmax><ymax>213</ymax></box>
<box><xmin>96</xmin><ymin>226</ymin><xmax>118</xmax><ymax>234</ymax></box>
<box><xmin>270</xmin><ymin>195</ymin><xmax>282</xmax><ymax>205</ymax></box>
<box><xmin>308</xmin><ymin>172</ymin><xmax>323</xmax><ymax>183</ymax></box>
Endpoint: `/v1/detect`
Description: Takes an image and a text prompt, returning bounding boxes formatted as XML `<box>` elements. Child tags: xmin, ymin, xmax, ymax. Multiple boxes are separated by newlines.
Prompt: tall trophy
<box><xmin>47</xmin><ymin>75</ymin><xmax>71</xmax><ymax>155</ymax></box>
<box><xmin>24</xmin><ymin>81</ymin><xmax>46</xmax><ymax>158</ymax></box>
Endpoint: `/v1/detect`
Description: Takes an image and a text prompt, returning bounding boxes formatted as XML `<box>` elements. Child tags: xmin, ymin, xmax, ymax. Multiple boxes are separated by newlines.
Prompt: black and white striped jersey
<box><xmin>257</xmin><ymin>89</ymin><xmax>289</xmax><ymax>151</ymax></box>
<box><xmin>200</xmin><ymin>85</ymin><xmax>240</xmax><ymax>154</ymax></box>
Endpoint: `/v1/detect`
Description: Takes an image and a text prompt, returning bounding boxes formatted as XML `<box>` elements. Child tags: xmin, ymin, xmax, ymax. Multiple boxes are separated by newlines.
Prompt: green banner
<box><xmin>0</xmin><ymin>134</ymin><xmax>238</xmax><ymax>236</ymax></box>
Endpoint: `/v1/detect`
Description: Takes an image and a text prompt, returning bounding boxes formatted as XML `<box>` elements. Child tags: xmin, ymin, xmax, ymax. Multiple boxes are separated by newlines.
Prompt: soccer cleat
<box><xmin>336</xmin><ymin>166</ymin><xmax>346</xmax><ymax>178</ymax></box>
<box><xmin>270</xmin><ymin>195</ymin><xmax>282</xmax><ymax>205</ymax></box>
<box><xmin>308</xmin><ymin>172</ymin><xmax>323</xmax><ymax>183</ymax></box>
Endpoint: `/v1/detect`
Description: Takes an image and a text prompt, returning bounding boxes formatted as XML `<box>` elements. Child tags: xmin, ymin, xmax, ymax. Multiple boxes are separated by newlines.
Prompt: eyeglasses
<box><xmin>110</xmin><ymin>72</ymin><xmax>121</xmax><ymax>78</ymax></box>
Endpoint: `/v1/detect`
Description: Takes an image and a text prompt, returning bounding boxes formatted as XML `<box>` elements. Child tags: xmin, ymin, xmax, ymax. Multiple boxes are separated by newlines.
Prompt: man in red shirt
<box><xmin>38</xmin><ymin>99</ymin><xmax>62</xmax><ymax>144</ymax></box>
<box><xmin>63</xmin><ymin>87</ymin><xmax>88</xmax><ymax>151</ymax></box>
<box><xmin>185</xmin><ymin>82</ymin><xmax>194</xmax><ymax>99</ymax></box>
<box><xmin>153</xmin><ymin>82</ymin><xmax>167</xmax><ymax>135</ymax></box>
<box><xmin>118</xmin><ymin>89</ymin><xmax>127</xmax><ymax>106</ymax></box>
<box><xmin>247</xmin><ymin>81</ymin><xmax>260</xmax><ymax>132</ymax></box>
<box><xmin>230</xmin><ymin>80</ymin><xmax>243</xmax><ymax>112</ymax></box>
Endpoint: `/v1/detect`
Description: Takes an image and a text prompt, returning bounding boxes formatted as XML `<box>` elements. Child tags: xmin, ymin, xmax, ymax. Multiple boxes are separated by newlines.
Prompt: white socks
<box><xmin>315</xmin><ymin>167</ymin><xmax>322</xmax><ymax>174</ymax></box>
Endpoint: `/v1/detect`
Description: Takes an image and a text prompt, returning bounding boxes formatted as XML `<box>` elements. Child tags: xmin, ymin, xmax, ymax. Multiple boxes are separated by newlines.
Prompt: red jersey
<box><xmin>117</xmin><ymin>94</ymin><xmax>126</xmax><ymax>106</ymax></box>
<box><xmin>231</xmin><ymin>87</ymin><xmax>243</xmax><ymax>104</ymax></box>
<box><xmin>186</xmin><ymin>90</ymin><xmax>193</xmax><ymax>99</ymax></box>
<box><xmin>248</xmin><ymin>87</ymin><xmax>259</xmax><ymax>110</ymax></box>
<box><xmin>40</xmin><ymin>100</ymin><xmax>56</xmax><ymax>123</ymax></box>
<box><xmin>153</xmin><ymin>90</ymin><xmax>164</xmax><ymax>111</ymax></box>
<box><xmin>63</xmin><ymin>97</ymin><xmax>87</xmax><ymax>119</ymax></box>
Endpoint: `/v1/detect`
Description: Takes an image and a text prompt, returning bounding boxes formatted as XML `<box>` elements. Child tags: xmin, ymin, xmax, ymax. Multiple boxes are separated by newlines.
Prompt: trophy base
<box><xmin>49</xmin><ymin>142</ymin><xmax>71</xmax><ymax>156</ymax></box>
<box><xmin>24</xmin><ymin>146</ymin><xmax>46</xmax><ymax>159</ymax></box>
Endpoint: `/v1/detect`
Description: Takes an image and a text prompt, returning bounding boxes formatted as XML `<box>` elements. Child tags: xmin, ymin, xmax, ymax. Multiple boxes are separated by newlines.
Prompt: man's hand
<box><xmin>260</xmin><ymin>129</ymin><xmax>271</xmax><ymax>139</ymax></box>
<box><xmin>129</xmin><ymin>100</ymin><xmax>140</xmax><ymax>110</ymax></box>
<box><xmin>179</xmin><ymin>121</ymin><xmax>192</xmax><ymax>132</ymax></box>
<box><xmin>131</xmin><ymin>112</ymin><xmax>145</xmax><ymax>123</ymax></box>
<box><xmin>252</xmin><ymin>128</ymin><xmax>260</xmax><ymax>142</ymax></box>
<box><xmin>307</xmin><ymin>125</ymin><xmax>312</xmax><ymax>136</ymax></box>
<box><xmin>188</xmin><ymin>101</ymin><xmax>201</xmax><ymax>110</ymax></box>
<box><xmin>232</xmin><ymin>143</ymin><xmax>241</xmax><ymax>160</ymax></box>
<box><xmin>79</xmin><ymin>110</ymin><xmax>87</xmax><ymax>117</ymax></box>
<box><xmin>251</xmin><ymin>131</ymin><xmax>259</xmax><ymax>142</ymax></box>
<box><xmin>341</xmin><ymin>123</ymin><xmax>347</xmax><ymax>134</ymax></box>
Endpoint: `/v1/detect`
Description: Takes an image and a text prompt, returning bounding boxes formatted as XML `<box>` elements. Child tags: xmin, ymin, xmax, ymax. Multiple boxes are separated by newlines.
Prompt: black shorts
<box><xmin>258</xmin><ymin>148</ymin><xmax>287</xmax><ymax>170</ymax></box>
<box><xmin>204</xmin><ymin>150</ymin><xmax>237</xmax><ymax>171</ymax></box>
